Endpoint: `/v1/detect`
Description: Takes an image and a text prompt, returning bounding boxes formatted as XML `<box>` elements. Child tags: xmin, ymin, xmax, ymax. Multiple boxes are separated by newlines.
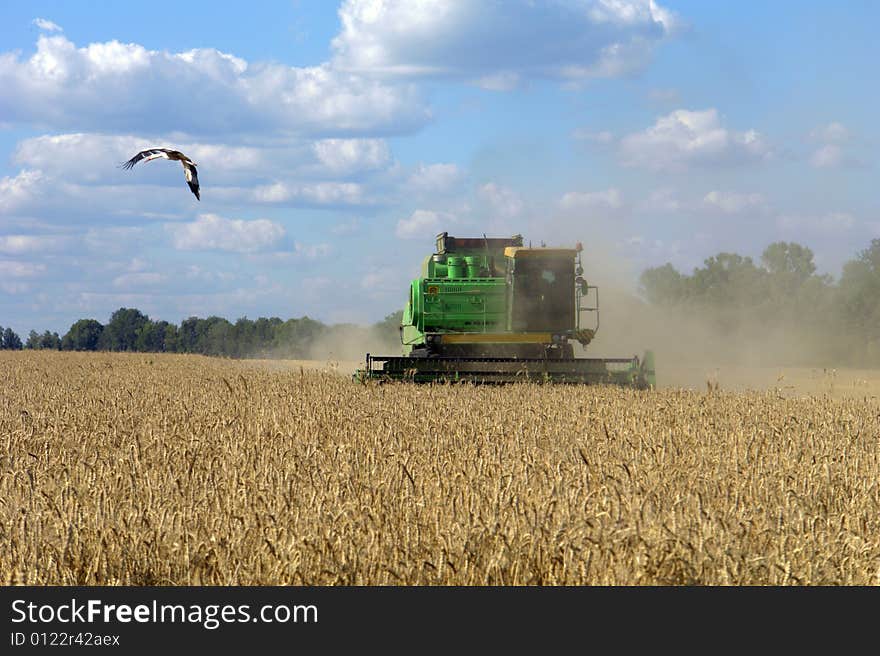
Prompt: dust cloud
<box><xmin>539</xmin><ymin>223</ymin><xmax>863</xmax><ymax>392</ymax></box>
<box><xmin>242</xmin><ymin>324</ymin><xmax>400</xmax><ymax>377</ymax></box>
<box><xmin>585</xmin><ymin>286</ymin><xmax>827</xmax><ymax>390</ymax></box>
<box><xmin>304</xmin><ymin>323</ymin><xmax>399</xmax><ymax>365</ymax></box>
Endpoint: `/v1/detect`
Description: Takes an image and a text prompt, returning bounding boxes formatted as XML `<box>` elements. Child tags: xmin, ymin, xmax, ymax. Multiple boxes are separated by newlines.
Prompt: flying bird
<box><xmin>120</xmin><ymin>148</ymin><xmax>200</xmax><ymax>200</ymax></box>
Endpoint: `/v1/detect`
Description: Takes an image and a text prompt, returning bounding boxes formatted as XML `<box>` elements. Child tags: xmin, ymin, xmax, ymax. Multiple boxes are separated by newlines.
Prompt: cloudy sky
<box><xmin>0</xmin><ymin>1</ymin><xmax>877</xmax><ymax>335</ymax></box>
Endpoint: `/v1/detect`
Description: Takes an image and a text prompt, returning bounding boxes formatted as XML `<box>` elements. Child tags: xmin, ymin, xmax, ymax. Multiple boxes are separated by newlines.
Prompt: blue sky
<box><xmin>0</xmin><ymin>0</ymin><xmax>877</xmax><ymax>336</ymax></box>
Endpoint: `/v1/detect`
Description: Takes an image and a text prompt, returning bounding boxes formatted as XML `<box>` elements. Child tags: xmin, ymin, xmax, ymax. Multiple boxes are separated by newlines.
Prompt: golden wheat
<box><xmin>1</xmin><ymin>351</ymin><xmax>879</xmax><ymax>585</ymax></box>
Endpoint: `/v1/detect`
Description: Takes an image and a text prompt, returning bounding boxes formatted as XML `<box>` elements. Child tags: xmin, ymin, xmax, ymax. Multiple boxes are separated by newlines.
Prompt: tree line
<box><xmin>638</xmin><ymin>238</ymin><xmax>880</xmax><ymax>365</ymax></box>
<box><xmin>3</xmin><ymin>238</ymin><xmax>880</xmax><ymax>364</ymax></box>
<box><xmin>0</xmin><ymin>309</ymin><xmax>403</xmax><ymax>359</ymax></box>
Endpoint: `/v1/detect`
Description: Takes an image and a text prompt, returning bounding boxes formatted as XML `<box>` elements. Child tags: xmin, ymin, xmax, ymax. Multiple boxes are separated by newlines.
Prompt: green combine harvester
<box><xmin>358</xmin><ymin>232</ymin><xmax>655</xmax><ymax>387</ymax></box>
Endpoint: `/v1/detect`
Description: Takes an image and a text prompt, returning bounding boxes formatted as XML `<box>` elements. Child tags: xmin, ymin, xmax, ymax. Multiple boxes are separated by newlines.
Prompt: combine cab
<box><xmin>357</xmin><ymin>232</ymin><xmax>655</xmax><ymax>387</ymax></box>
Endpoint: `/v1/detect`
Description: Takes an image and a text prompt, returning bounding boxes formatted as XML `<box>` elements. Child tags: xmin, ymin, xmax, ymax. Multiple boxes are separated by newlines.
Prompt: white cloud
<box><xmin>32</xmin><ymin>18</ymin><xmax>63</xmax><ymax>32</ymax></box>
<box><xmin>0</xmin><ymin>260</ymin><xmax>46</xmax><ymax>278</ymax></box>
<box><xmin>810</xmin><ymin>145</ymin><xmax>843</xmax><ymax>169</ymax></box>
<box><xmin>408</xmin><ymin>163</ymin><xmax>461</xmax><ymax>193</ymax></box>
<box><xmin>295</xmin><ymin>276</ymin><xmax>333</xmax><ymax>302</ymax></box>
<box><xmin>817</xmin><ymin>212</ymin><xmax>855</xmax><ymax>231</ymax></box>
<box><xmin>777</xmin><ymin>212</ymin><xmax>855</xmax><ymax>233</ymax></box>
<box><xmin>1</xmin><ymin>281</ymin><xmax>31</xmax><ymax>295</ymax></box>
<box><xmin>14</xmin><ymin>132</ymin><xmax>399</xmax><ymax>188</ymax></box>
<box><xmin>641</xmin><ymin>188</ymin><xmax>682</xmax><ymax>213</ymax></box>
<box><xmin>14</xmin><ymin>134</ymin><xmax>124</xmax><ymax>178</ymax></box>
<box><xmin>0</xmin><ymin>234</ymin><xmax>70</xmax><ymax>254</ymax></box>
<box><xmin>619</xmin><ymin>109</ymin><xmax>771</xmax><ymax>171</ymax></box>
<box><xmin>396</xmin><ymin>209</ymin><xmax>454</xmax><ymax>239</ymax></box>
<box><xmin>559</xmin><ymin>188</ymin><xmax>624</xmax><ymax>212</ymax></box>
<box><xmin>311</xmin><ymin>139</ymin><xmax>390</xmax><ymax>174</ymax></box>
<box><xmin>808</xmin><ymin>122</ymin><xmax>860</xmax><ymax>169</ymax></box>
<box><xmin>122</xmin><ymin>257</ymin><xmax>148</xmax><ymax>273</ymax></box>
<box><xmin>13</xmin><ymin>134</ymin><xmax>190</xmax><ymax>185</ymax></box>
<box><xmin>332</xmin><ymin>0</ymin><xmax>679</xmax><ymax>86</ymax></box>
<box><xmin>330</xmin><ymin>218</ymin><xmax>361</xmax><ymax>236</ymax></box>
<box><xmin>702</xmin><ymin>191</ymin><xmax>766</xmax><ymax>214</ymax></box>
<box><xmin>0</xmin><ymin>170</ymin><xmax>45</xmax><ymax>213</ymax></box>
<box><xmin>0</xmin><ymin>33</ymin><xmax>427</xmax><ymax>137</ymax></box>
<box><xmin>251</xmin><ymin>183</ymin><xmax>300</xmax><ymax>203</ymax></box>
<box><xmin>811</xmin><ymin>122</ymin><xmax>849</xmax><ymax>144</ymax></box>
<box><xmin>83</xmin><ymin>227</ymin><xmax>146</xmax><ymax>254</ymax></box>
<box><xmin>475</xmin><ymin>72</ymin><xmax>521</xmax><ymax>91</ymax></box>
<box><xmin>250</xmin><ymin>181</ymin><xmax>365</xmax><ymax>205</ymax></box>
<box><xmin>624</xmin><ymin>235</ymin><xmax>683</xmax><ymax>263</ymax></box>
<box><xmin>293</xmin><ymin>242</ymin><xmax>332</xmax><ymax>259</ymax></box>
<box><xmin>183</xmin><ymin>265</ymin><xmax>236</xmax><ymax>284</ymax></box>
<box><xmin>112</xmin><ymin>272</ymin><xmax>167</xmax><ymax>289</ymax></box>
<box><xmin>479</xmin><ymin>182</ymin><xmax>523</xmax><ymax>218</ymax></box>
<box><xmin>360</xmin><ymin>268</ymin><xmax>407</xmax><ymax>297</ymax></box>
<box><xmin>4</xmin><ymin>131</ymin><xmax>403</xmax><ymax>234</ymax></box>
<box><xmin>168</xmin><ymin>213</ymin><xmax>286</xmax><ymax>253</ymax></box>
<box><xmin>0</xmin><ymin>170</ymin><xmax>194</xmax><ymax>224</ymax></box>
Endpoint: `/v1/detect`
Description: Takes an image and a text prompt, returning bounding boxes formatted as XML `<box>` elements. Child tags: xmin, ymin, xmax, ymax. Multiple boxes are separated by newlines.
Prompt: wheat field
<box><xmin>2</xmin><ymin>351</ymin><xmax>879</xmax><ymax>585</ymax></box>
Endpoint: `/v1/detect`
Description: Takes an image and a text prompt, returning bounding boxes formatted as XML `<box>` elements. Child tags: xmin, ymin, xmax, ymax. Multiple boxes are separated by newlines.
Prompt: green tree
<box><xmin>232</xmin><ymin>317</ymin><xmax>256</xmax><ymax>357</ymax></box>
<box><xmin>177</xmin><ymin>316</ymin><xmax>202</xmax><ymax>352</ymax></box>
<box><xmin>761</xmin><ymin>242</ymin><xmax>817</xmax><ymax>280</ymax></box>
<box><xmin>43</xmin><ymin>331</ymin><xmax>62</xmax><ymax>349</ymax></box>
<box><xmin>135</xmin><ymin>320</ymin><xmax>172</xmax><ymax>352</ymax></box>
<box><xmin>25</xmin><ymin>330</ymin><xmax>40</xmax><ymax>349</ymax></box>
<box><xmin>858</xmin><ymin>238</ymin><xmax>880</xmax><ymax>271</ymax></box>
<box><xmin>202</xmin><ymin>317</ymin><xmax>234</xmax><ymax>355</ymax></box>
<box><xmin>638</xmin><ymin>263</ymin><xmax>686</xmax><ymax>305</ymax></box>
<box><xmin>163</xmin><ymin>323</ymin><xmax>179</xmax><ymax>353</ymax></box>
<box><xmin>99</xmin><ymin>308</ymin><xmax>150</xmax><ymax>351</ymax></box>
<box><xmin>689</xmin><ymin>253</ymin><xmax>766</xmax><ymax>306</ymax></box>
<box><xmin>757</xmin><ymin>242</ymin><xmax>833</xmax><ymax>326</ymax></box>
<box><xmin>2</xmin><ymin>326</ymin><xmax>23</xmax><ymax>350</ymax></box>
<box><xmin>253</xmin><ymin>317</ymin><xmax>281</xmax><ymax>350</ymax></box>
<box><xmin>837</xmin><ymin>239</ymin><xmax>880</xmax><ymax>359</ymax></box>
<box><xmin>62</xmin><ymin>319</ymin><xmax>104</xmax><ymax>351</ymax></box>
<box><xmin>274</xmin><ymin>316</ymin><xmax>324</xmax><ymax>357</ymax></box>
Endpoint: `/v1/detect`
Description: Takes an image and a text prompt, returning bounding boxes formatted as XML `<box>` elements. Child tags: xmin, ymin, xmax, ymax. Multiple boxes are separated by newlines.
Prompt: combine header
<box><xmin>357</xmin><ymin>232</ymin><xmax>655</xmax><ymax>387</ymax></box>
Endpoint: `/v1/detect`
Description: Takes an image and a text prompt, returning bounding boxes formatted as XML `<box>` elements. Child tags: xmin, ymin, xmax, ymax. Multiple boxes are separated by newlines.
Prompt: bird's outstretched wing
<box><xmin>182</xmin><ymin>161</ymin><xmax>200</xmax><ymax>201</ymax></box>
<box><xmin>120</xmin><ymin>148</ymin><xmax>175</xmax><ymax>170</ymax></box>
<box><xmin>121</xmin><ymin>147</ymin><xmax>200</xmax><ymax>199</ymax></box>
